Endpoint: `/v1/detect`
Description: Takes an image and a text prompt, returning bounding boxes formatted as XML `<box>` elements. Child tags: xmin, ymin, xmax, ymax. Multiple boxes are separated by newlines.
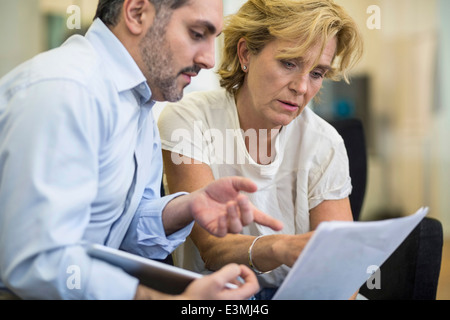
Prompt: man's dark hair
<box><xmin>95</xmin><ymin>0</ymin><xmax>190</xmax><ymax>26</ymax></box>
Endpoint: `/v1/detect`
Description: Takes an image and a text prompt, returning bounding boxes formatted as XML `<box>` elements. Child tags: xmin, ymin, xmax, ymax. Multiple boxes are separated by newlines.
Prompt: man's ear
<box><xmin>122</xmin><ymin>0</ymin><xmax>155</xmax><ymax>35</ymax></box>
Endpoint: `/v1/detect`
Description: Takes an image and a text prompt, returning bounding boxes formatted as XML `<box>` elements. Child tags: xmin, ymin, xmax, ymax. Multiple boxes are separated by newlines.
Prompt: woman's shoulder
<box><xmin>158</xmin><ymin>88</ymin><xmax>236</xmax><ymax>132</ymax></box>
<box><xmin>172</xmin><ymin>88</ymin><xmax>232</xmax><ymax>111</ymax></box>
<box><xmin>290</xmin><ymin>107</ymin><xmax>344</xmax><ymax>145</ymax></box>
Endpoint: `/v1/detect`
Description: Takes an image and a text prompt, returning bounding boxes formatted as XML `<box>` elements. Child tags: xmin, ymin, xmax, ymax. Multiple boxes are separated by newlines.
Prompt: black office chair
<box><xmin>359</xmin><ymin>216</ymin><xmax>443</xmax><ymax>300</ymax></box>
<box><xmin>329</xmin><ymin>118</ymin><xmax>443</xmax><ymax>300</ymax></box>
<box><xmin>329</xmin><ymin>118</ymin><xmax>367</xmax><ymax>221</ymax></box>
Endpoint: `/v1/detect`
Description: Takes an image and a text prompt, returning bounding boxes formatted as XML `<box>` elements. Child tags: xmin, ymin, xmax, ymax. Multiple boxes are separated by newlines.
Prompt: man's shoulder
<box><xmin>5</xmin><ymin>35</ymin><xmax>105</xmax><ymax>93</ymax></box>
<box><xmin>41</xmin><ymin>35</ymin><xmax>102</xmax><ymax>83</ymax></box>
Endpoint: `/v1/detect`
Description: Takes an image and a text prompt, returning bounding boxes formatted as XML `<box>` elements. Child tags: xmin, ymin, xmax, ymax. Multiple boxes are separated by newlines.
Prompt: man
<box><xmin>0</xmin><ymin>0</ymin><xmax>282</xmax><ymax>300</ymax></box>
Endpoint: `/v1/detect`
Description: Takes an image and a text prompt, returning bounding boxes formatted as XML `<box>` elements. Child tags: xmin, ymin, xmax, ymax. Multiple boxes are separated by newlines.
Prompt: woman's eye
<box><xmin>282</xmin><ymin>61</ymin><xmax>296</xmax><ymax>69</ymax></box>
<box><xmin>311</xmin><ymin>70</ymin><xmax>326</xmax><ymax>79</ymax></box>
<box><xmin>311</xmin><ymin>71</ymin><xmax>325</xmax><ymax>79</ymax></box>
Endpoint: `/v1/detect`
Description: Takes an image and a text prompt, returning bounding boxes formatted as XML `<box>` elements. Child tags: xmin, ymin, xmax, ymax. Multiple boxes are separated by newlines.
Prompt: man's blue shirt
<box><xmin>0</xmin><ymin>18</ymin><xmax>192</xmax><ymax>299</ymax></box>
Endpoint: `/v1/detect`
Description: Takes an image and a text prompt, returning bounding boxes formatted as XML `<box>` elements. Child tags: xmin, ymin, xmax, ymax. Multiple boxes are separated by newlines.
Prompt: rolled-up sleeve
<box><xmin>121</xmin><ymin>193</ymin><xmax>194</xmax><ymax>259</ymax></box>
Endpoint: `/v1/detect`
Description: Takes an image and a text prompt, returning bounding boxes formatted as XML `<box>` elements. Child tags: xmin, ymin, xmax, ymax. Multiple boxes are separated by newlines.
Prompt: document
<box><xmin>273</xmin><ymin>207</ymin><xmax>429</xmax><ymax>300</ymax></box>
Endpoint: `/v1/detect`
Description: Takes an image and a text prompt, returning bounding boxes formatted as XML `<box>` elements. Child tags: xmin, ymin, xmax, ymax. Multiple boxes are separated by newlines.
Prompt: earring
<box><xmin>243</xmin><ymin>65</ymin><xmax>248</xmax><ymax>71</ymax></box>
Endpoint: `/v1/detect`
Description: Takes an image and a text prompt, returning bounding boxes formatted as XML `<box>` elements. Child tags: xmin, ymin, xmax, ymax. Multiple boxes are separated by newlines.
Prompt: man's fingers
<box><xmin>230</xmin><ymin>177</ymin><xmax>258</xmax><ymax>194</ymax></box>
<box><xmin>226</xmin><ymin>202</ymin><xmax>243</xmax><ymax>234</ymax></box>
<box><xmin>253</xmin><ymin>207</ymin><xmax>284</xmax><ymax>231</ymax></box>
<box><xmin>215</xmin><ymin>213</ymin><xmax>227</xmax><ymax>237</ymax></box>
<box><xmin>229</xmin><ymin>177</ymin><xmax>283</xmax><ymax>231</ymax></box>
<box><xmin>233</xmin><ymin>193</ymin><xmax>283</xmax><ymax>232</ymax></box>
<box><xmin>214</xmin><ymin>263</ymin><xmax>242</xmax><ymax>281</ymax></box>
<box><xmin>216</xmin><ymin>265</ymin><xmax>259</xmax><ymax>300</ymax></box>
<box><xmin>237</xmin><ymin>194</ymin><xmax>253</xmax><ymax>226</ymax></box>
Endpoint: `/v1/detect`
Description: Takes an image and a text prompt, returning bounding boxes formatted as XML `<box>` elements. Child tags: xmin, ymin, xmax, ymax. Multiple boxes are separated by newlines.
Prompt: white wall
<box><xmin>0</xmin><ymin>0</ymin><xmax>45</xmax><ymax>77</ymax></box>
<box><xmin>0</xmin><ymin>0</ymin><xmax>98</xmax><ymax>77</ymax></box>
<box><xmin>431</xmin><ymin>0</ymin><xmax>450</xmax><ymax>235</ymax></box>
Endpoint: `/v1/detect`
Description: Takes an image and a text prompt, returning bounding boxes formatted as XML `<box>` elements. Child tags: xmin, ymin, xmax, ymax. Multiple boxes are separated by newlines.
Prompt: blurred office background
<box><xmin>1</xmin><ymin>0</ymin><xmax>449</xmax><ymax>298</ymax></box>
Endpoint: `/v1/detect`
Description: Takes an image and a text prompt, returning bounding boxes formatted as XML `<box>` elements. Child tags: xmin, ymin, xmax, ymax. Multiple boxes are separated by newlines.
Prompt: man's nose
<box><xmin>195</xmin><ymin>40</ymin><xmax>216</xmax><ymax>70</ymax></box>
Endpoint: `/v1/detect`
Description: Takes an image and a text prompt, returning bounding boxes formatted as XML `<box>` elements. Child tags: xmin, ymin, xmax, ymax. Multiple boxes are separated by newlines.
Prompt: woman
<box><xmin>158</xmin><ymin>0</ymin><xmax>363</xmax><ymax>299</ymax></box>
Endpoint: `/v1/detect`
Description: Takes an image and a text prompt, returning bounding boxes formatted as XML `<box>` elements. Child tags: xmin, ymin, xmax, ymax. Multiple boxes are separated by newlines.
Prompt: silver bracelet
<box><xmin>248</xmin><ymin>235</ymin><xmax>272</xmax><ymax>275</ymax></box>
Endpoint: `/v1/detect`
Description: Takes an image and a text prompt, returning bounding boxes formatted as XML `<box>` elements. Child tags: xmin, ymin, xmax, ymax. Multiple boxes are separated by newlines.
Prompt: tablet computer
<box><xmin>85</xmin><ymin>243</ymin><xmax>204</xmax><ymax>295</ymax></box>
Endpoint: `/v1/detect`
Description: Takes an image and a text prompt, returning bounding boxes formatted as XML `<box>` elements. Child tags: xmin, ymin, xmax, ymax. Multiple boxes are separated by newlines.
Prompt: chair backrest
<box><xmin>359</xmin><ymin>217</ymin><xmax>443</xmax><ymax>300</ymax></box>
<box><xmin>329</xmin><ymin>118</ymin><xmax>368</xmax><ymax>221</ymax></box>
<box><xmin>326</xmin><ymin>119</ymin><xmax>443</xmax><ymax>299</ymax></box>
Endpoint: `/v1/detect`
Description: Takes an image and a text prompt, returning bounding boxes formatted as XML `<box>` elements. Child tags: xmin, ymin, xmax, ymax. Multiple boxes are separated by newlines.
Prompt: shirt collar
<box><xmin>85</xmin><ymin>18</ymin><xmax>152</xmax><ymax>104</ymax></box>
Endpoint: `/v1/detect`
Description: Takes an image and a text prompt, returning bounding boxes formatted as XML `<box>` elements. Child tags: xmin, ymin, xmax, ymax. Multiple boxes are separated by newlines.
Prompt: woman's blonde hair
<box><xmin>218</xmin><ymin>0</ymin><xmax>363</xmax><ymax>94</ymax></box>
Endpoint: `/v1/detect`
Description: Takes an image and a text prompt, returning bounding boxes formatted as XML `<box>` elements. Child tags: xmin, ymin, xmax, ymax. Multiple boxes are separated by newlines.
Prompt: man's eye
<box><xmin>190</xmin><ymin>30</ymin><xmax>205</xmax><ymax>40</ymax></box>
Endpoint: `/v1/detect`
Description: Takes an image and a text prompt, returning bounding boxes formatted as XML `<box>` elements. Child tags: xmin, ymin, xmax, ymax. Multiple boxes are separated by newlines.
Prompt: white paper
<box><xmin>273</xmin><ymin>207</ymin><xmax>429</xmax><ymax>300</ymax></box>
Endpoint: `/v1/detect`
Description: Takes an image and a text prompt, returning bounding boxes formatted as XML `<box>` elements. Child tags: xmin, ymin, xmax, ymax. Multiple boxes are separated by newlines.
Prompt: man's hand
<box><xmin>134</xmin><ymin>264</ymin><xmax>259</xmax><ymax>300</ymax></box>
<box><xmin>179</xmin><ymin>264</ymin><xmax>259</xmax><ymax>300</ymax></box>
<box><xmin>189</xmin><ymin>177</ymin><xmax>283</xmax><ymax>237</ymax></box>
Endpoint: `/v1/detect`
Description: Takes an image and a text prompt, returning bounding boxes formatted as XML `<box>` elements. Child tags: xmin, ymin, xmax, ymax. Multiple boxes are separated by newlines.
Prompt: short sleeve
<box><xmin>307</xmin><ymin>139</ymin><xmax>353</xmax><ymax>209</ymax></box>
<box><xmin>158</xmin><ymin>99</ymin><xmax>211</xmax><ymax>165</ymax></box>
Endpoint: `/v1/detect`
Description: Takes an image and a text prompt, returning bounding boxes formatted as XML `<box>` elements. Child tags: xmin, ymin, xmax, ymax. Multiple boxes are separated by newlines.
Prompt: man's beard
<box><xmin>139</xmin><ymin>12</ymin><xmax>200</xmax><ymax>102</ymax></box>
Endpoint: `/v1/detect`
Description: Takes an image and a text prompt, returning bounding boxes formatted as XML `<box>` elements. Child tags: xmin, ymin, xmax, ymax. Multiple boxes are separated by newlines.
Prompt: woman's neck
<box><xmin>234</xmin><ymin>90</ymin><xmax>281</xmax><ymax>165</ymax></box>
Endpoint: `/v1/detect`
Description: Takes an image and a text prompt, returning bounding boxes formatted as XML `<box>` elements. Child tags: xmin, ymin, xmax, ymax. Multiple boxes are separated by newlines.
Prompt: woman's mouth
<box><xmin>278</xmin><ymin>100</ymin><xmax>299</xmax><ymax>112</ymax></box>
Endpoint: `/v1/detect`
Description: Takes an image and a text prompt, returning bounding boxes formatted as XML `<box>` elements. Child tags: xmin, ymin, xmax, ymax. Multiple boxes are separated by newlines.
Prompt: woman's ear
<box><xmin>237</xmin><ymin>38</ymin><xmax>251</xmax><ymax>71</ymax></box>
<box><xmin>122</xmin><ymin>0</ymin><xmax>155</xmax><ymax>36</ymax></box>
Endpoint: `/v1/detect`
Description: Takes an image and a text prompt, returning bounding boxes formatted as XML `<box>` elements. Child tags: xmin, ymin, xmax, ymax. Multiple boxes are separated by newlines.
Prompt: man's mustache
<box><xmin>179</xmin><ymin>65</ymin><xmax>201</xmax><ymax>76</ymax></box>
